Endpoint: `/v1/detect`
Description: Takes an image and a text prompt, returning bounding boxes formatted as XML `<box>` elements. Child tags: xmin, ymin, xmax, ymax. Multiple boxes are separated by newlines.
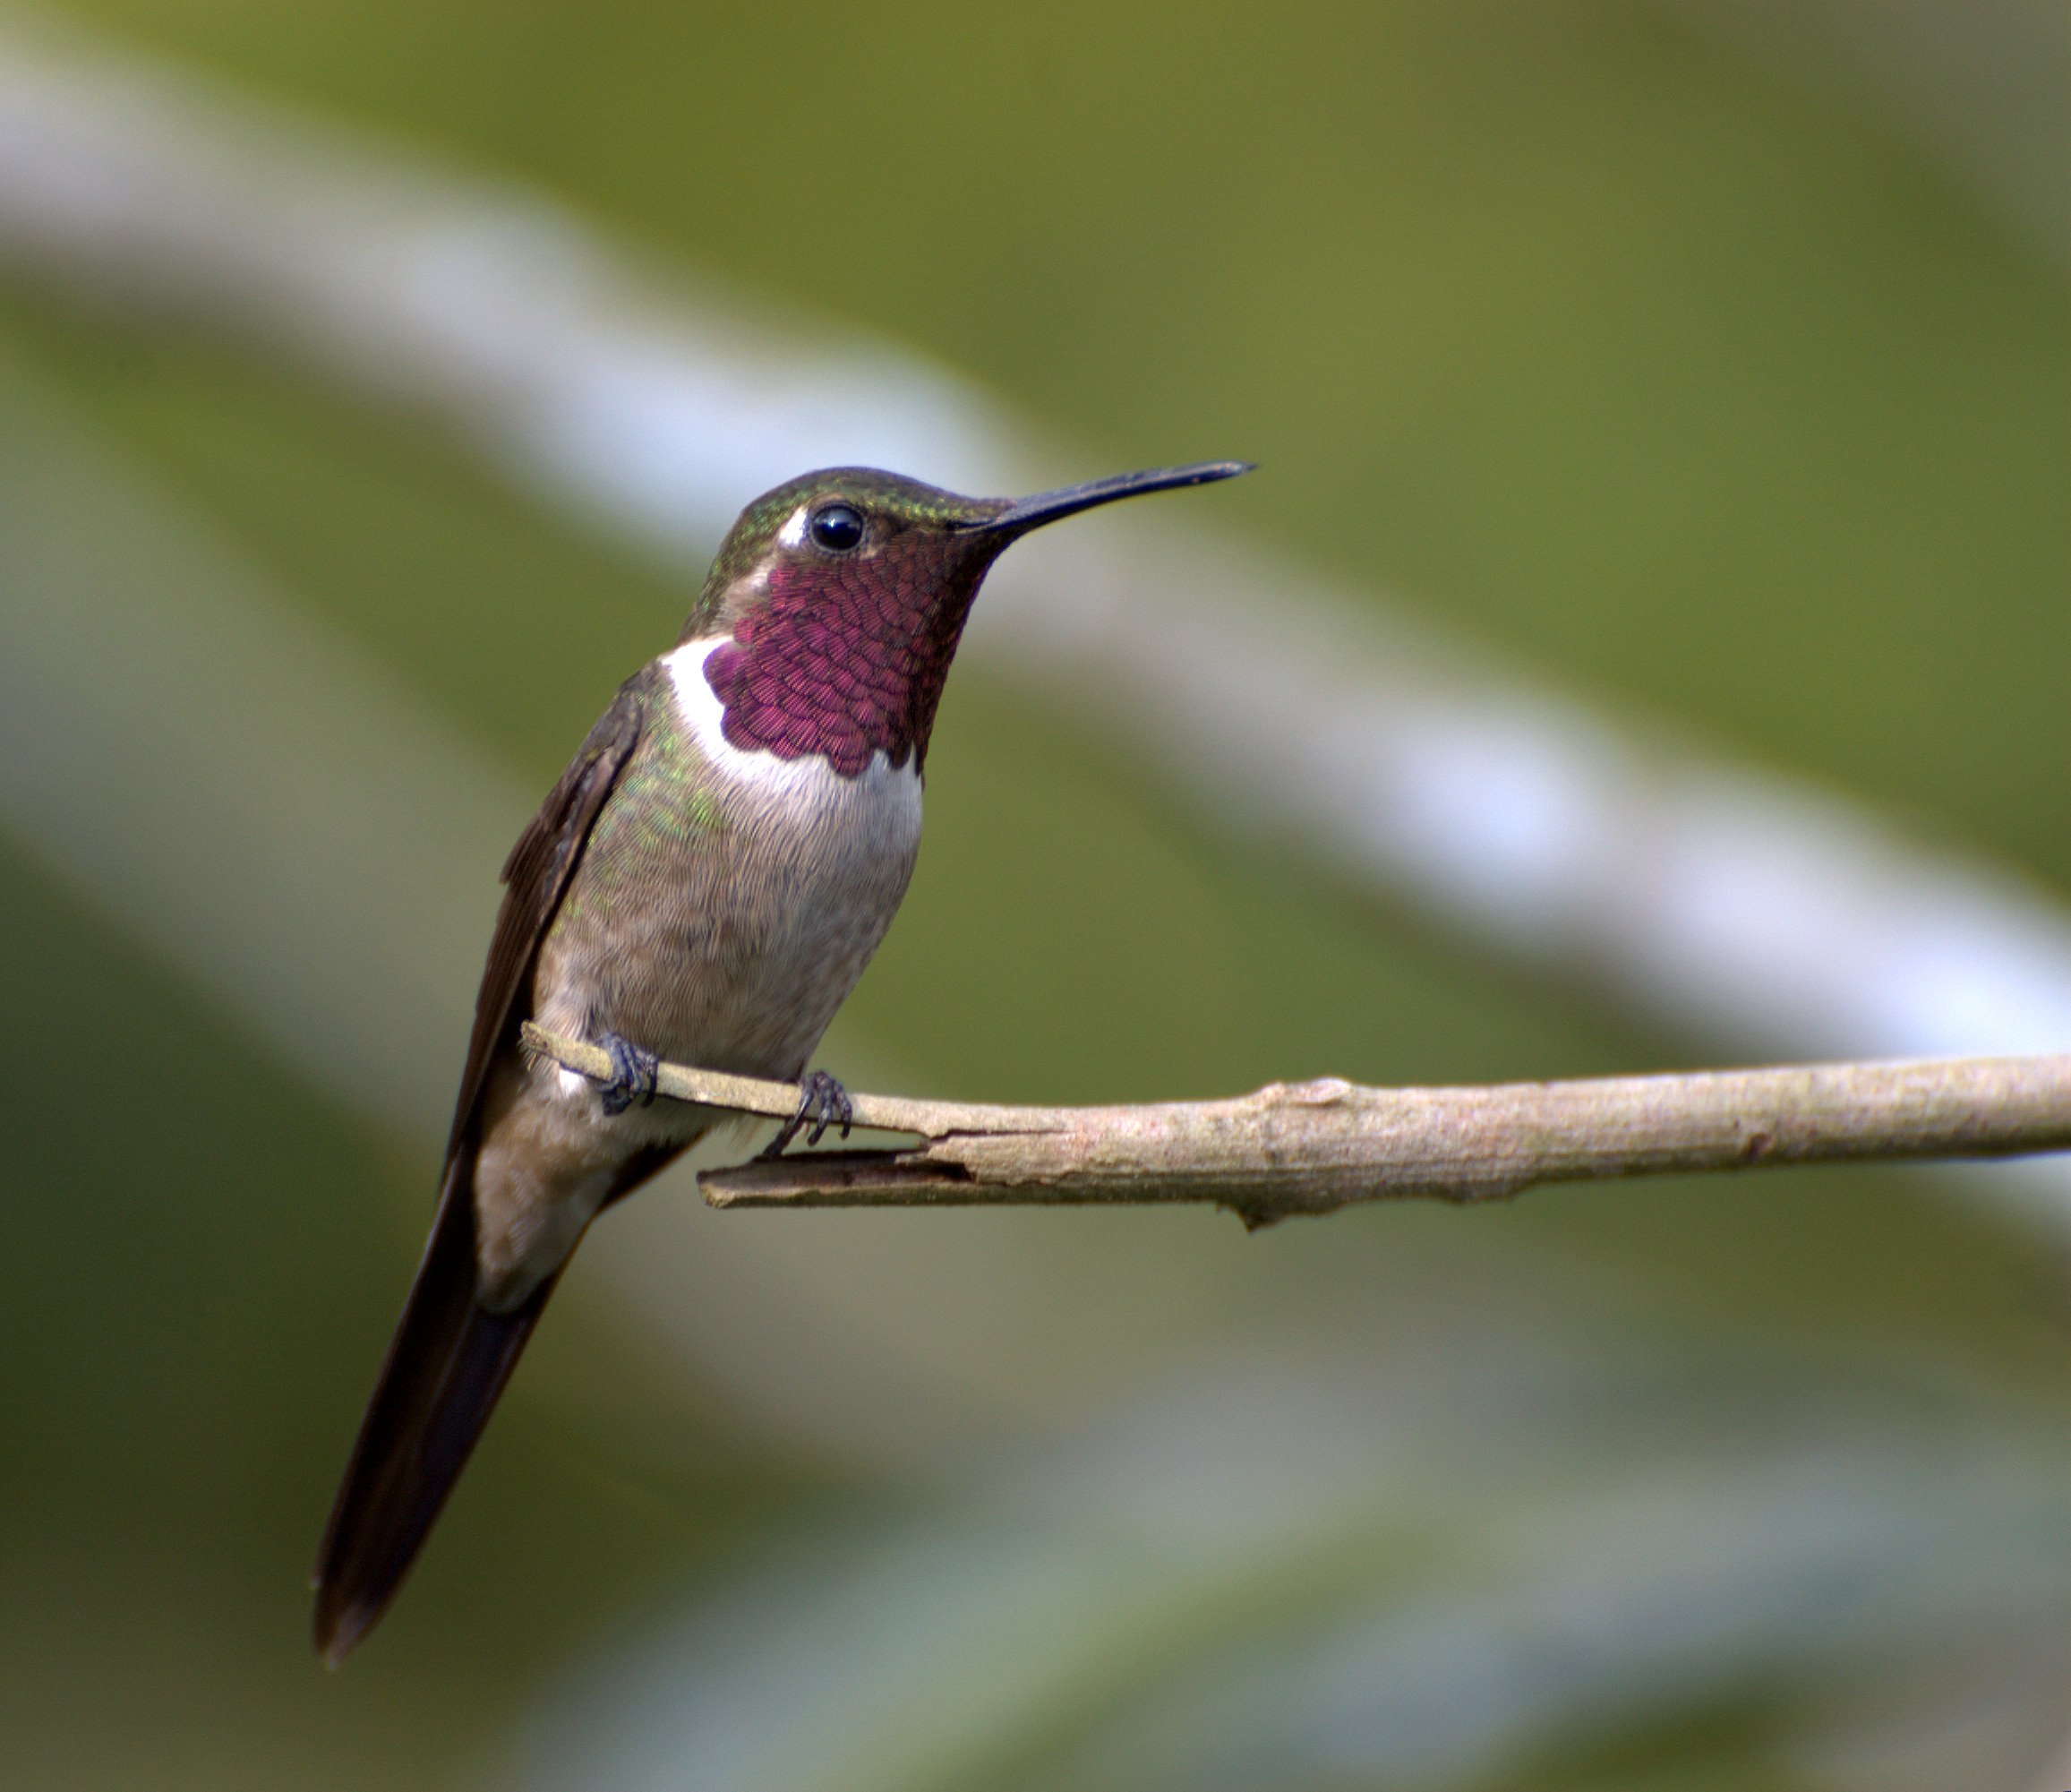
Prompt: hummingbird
<box><xmin>312</xmin><ymin>458</ymin><xmax>1249</xmax><ymax>1662</ymax></box>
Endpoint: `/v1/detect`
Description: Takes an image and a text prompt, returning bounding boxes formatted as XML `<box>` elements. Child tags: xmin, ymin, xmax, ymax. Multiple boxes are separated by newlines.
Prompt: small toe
<box><xmin>598</xmin><ymin>1031</ymin><xmax>660</xmax><ymax>1116</ymax></box>
<box><xmin>761</xmin><ymin>1068</ymin><xmax>853</xmax><ymax>1157</ymax></box>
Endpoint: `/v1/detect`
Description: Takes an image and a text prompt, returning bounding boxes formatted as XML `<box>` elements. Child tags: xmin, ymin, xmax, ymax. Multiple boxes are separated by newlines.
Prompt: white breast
<box><xmin>649</xmin><ymin>636</ymin><xmax>924</xmax><ymax>1069</ymax></box>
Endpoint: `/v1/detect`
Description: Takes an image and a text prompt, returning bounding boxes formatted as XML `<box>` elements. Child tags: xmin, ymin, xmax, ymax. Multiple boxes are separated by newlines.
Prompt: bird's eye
<box><xmin>809</xmin><ymin>503</ymin><xmax>865</xmax><ymax>553</ymax></box>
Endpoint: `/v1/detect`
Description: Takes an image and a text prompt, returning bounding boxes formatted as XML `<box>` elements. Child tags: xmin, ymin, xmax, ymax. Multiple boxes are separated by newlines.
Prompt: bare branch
<box><xmin>519</xmin><ymin>1024</ymin><xmax>2071</xmax><ymax>1226</ymax></box>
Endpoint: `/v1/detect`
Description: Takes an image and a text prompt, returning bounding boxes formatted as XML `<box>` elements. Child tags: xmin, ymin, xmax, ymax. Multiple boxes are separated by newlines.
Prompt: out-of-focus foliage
<box><xmin>0</xmin><ymin>3</ymin><xmax>2063</xmax><ymax>1788</ymax></box>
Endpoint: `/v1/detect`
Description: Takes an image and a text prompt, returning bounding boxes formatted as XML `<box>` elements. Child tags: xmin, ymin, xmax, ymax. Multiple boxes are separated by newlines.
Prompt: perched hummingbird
<box><xmin>312</xmin><ymin>458</ymin><xmax>1249</xmax><ymax>1662</ymax></box>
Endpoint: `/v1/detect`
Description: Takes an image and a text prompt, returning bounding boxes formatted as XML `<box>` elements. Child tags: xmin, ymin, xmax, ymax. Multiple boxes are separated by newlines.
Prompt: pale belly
<box><xmin>471</xmin><ymin>639</ymin><xmax>924</xmax><ymax>1308</ymax></box>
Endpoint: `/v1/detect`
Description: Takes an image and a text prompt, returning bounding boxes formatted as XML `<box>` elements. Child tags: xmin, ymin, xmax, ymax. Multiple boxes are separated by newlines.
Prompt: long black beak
<box><xmin>968</xmin><ymin>459</ymin><xmax>1253</xmax><ymax>536</ymax></box>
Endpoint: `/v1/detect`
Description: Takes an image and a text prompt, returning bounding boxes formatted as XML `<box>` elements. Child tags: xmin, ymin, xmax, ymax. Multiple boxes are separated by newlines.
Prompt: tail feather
<box><xmin>312</xmin><ymin>1158</ymin><xmax>556</xmax><ymax>1667</ymax></box>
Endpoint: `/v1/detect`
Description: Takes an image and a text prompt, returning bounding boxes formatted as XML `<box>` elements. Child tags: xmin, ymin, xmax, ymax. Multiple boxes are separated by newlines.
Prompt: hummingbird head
<box><xmin>683</xmin><ymin>460</ymin><xmax>1249</xmax><ymax>776</ymax></box>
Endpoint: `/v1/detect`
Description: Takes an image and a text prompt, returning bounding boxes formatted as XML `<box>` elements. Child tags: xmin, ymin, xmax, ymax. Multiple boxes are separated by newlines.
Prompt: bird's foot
<box><xmin>597</xmin><ymin>1032</ymin><xmax>660</xmax><ymax>1117</ymax></box>
<box><xmin>758</xmin><ymin>1068</ymin><xmax>853</xmax><ymax>1158</ymax></box>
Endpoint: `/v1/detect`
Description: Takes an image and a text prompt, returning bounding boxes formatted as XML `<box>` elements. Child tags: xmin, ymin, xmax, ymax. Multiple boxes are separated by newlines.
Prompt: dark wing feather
<box><xmin>444</xmin><ymin>675</ymin><xmax>647</xmax><ymax>1163</ymax></box>
<box><xmin>313</xmin><ymin>676</ymin><xmax>646</xmax><ymax>1664</ymax></box>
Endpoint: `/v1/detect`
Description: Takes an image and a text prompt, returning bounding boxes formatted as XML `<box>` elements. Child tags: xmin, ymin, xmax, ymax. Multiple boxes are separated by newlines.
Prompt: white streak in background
<box><xmin>0</xmin><ymin>351</ymin><xmax>521</xmax><ymax>1139</ymax></box>
<box><xmin>988</xmin><ymin>524</ymin><xmax>2071</xmax><ymax>1063</ymax></box>
<box><xmin>0</xmin><ymin>17</ymin><xmax>1012</xmax><ymax>543</ymax></box>
<box><xmin>0</xmin><ymin>12</ymin><xmax>2064</xmax><ymax>1222</ymax></box>
<box><xmin>516</xmin><ymin>1342</ymin><xmax>2071</xmax><ymax>1792</ymax></box>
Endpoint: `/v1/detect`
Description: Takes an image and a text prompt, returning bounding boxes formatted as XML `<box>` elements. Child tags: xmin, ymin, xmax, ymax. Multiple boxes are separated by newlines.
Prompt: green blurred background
<box><xmin>0</xmin><ymin>3</ymin><xmax>2064</xmax><ymax>1788</ymax></box>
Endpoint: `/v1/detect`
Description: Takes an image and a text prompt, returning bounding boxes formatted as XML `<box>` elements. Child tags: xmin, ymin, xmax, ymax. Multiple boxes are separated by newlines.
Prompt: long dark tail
<box><xmin>312</xmin><ymin>1157</ymin><xmax>558</xmax><ymax>1667</ymax></box>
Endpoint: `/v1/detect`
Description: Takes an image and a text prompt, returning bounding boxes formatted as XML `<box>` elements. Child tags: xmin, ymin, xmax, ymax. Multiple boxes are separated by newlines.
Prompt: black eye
<box><xmin>809</xmin><ymin>503</ymin><xmax>865</xmax><ymax>553</ymax></box>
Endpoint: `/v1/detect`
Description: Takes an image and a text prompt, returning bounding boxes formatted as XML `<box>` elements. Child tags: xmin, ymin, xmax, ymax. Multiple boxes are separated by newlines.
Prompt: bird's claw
<box><xmin>598</xmin><ymin>1032</ymin><xmax>660</xmax><ymax>1117</ymax></box>
<box><xmin>759</xmin><ymin>1068</ymin><xmax>853</xmax><ymax>1158</ymax></box>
